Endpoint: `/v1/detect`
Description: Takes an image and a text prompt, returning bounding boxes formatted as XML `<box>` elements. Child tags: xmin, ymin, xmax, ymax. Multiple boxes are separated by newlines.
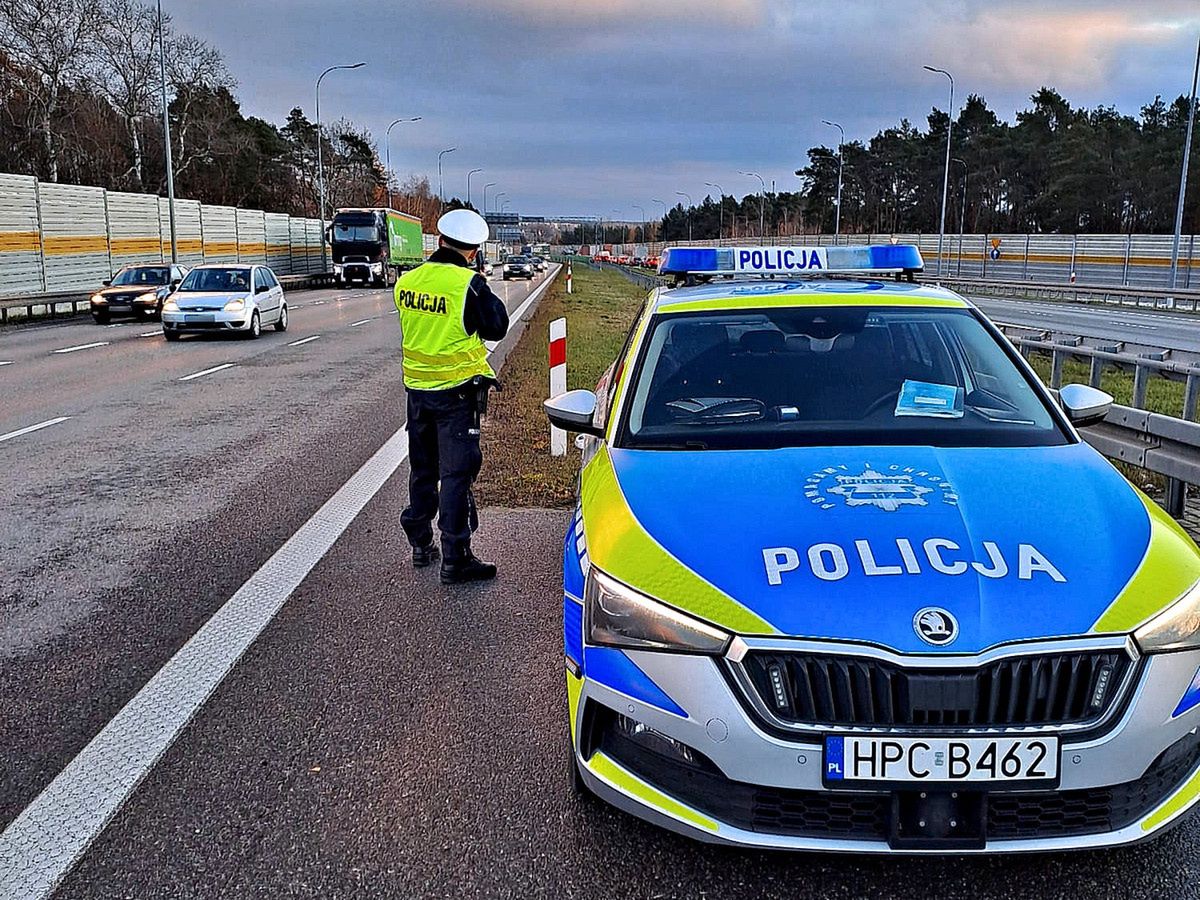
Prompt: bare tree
<box><xmin>0</xmin><ymin>0</ymin><xmax>104</xmax><ymax>181</ymax></box>
<box><xmin>164</xmin><ymin>30</ymin><xmax>232</xmax><ymax>191</ymax></box>
<box><xmin>92</xmin><ymin>0</ymin><xmax>158</xmax><ymax>189</ymax></box>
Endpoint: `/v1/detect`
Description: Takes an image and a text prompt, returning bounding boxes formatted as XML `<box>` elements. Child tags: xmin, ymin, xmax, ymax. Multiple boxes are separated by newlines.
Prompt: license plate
<box><xmin>824</xmin><ymin>735</ymin><xmax>1058</xmax><ymax>785</ymax></box>
<box><xmin>184</xmin><ymin>314</ymin><xmax>214</xmax><ymax>323</ymax></box>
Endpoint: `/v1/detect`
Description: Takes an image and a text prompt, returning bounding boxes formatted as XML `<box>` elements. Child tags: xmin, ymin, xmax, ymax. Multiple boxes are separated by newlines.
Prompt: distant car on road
<box><xmin>90</xmin><ymin>264</ymin><xmax>187</xmax><ymax>323</ymax></box>
<box><xmin>503</xmin><ymin>256</ymin><xmax>535</xmax><ymax>280</ymax></box>
<box><xmin>161</xmin><ymin>264</ymin><xmax>287</xmax><ymax>341</ymax></box>
<box><xmin>531</xmin><ymin>256</ymin><xmax>548</xmax><ymax>272</ymax></box>
<box><xmin>476</xmin><ymin>255</ymin><xmax>495</xmax><ymax>277</ymax></box>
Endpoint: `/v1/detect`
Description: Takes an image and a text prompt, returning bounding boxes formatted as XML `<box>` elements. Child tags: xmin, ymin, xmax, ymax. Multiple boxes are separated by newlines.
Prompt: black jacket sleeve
<box><xmin>463</xmin><ymin>273</ymin><xmax>510</xmax><ymax>341</ymax></box>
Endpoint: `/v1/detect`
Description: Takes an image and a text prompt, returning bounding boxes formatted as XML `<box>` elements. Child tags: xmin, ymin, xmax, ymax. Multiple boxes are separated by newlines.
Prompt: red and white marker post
<box><xmin>550</xmin><ymin>317</ymin><xmax>567</xmax><ymax>456</ymax></box>
<box><xmin>566</xmin><ymin>262</ymin><xmax>573</xmax><ymax>294</ymax></box>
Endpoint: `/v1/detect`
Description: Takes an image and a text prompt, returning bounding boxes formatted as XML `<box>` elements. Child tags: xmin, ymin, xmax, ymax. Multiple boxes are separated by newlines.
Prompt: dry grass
<box><xmin>475</xmin><ymin>265</ymin><xmax>645</xmax><ymax>508</ymax></box>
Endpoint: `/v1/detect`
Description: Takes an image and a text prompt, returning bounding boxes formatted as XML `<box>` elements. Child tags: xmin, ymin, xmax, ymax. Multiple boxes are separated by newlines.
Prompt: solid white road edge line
<box><xmin>287</xmin><ymin>335</ymin><xmax>321</xmax><ymax>347</ymax></box>
<box><xmin>52</xmin><ymin>342</ymin><xmax>109</xmax><ymax>354</ymax></box>
<box><xmin>0</xmin><ymin>267</ymin><xmax>559</xmax><ymax>900</ymax></box>
<box><xmin>178</xmin><ymin>363</ymin><xmax>235</xmax><ymax>382</ymax></box>
<box><xmin>0</xmin><ymin>417</ymin><xmax>72</xmax><ymax>445</ymax></box>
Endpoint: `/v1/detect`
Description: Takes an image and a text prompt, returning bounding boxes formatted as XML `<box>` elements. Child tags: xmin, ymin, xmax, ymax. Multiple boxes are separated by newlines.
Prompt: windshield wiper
<box><xmin>633</xmin><ymin>440</ymin><xmax>710</xmax><ymax>451</ymax></box>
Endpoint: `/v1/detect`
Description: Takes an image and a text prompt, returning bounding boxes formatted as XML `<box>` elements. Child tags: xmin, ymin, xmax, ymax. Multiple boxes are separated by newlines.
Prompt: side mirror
<box><xmin>170</xmin><ymin>280</ymin><xmax>180</xmax><ymax>289</ymax></box>
<box><xmin>1059</xmin><ymin>383</ymin><xmax>1113</xmax><ymax>427</ymax></box>
<box><xmin>255</xmin><ymin>284</ymin><xmax>270</xmax><ymax>294</ymax></box>
<box><xmin>102</xmin><ymin>279</ymin><xmax>111</xmax><ymax>286</ymax></box>
<box><xmin>544</xmin><ymin>390</ymin><xmax>604</xmax><ymax>438</ymax></box>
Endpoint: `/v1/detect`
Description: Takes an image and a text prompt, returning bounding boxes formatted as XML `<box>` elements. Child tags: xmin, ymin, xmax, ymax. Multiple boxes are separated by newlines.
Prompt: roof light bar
<box><xmin>658</xmin><ymin>244</ymin><xmax>924</xmax><ymax>277</ymax></box>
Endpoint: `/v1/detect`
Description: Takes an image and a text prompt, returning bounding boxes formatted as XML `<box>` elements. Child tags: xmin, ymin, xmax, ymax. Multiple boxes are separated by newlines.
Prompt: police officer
<box><xmin>395</xmin><ymin>209</ymin><xmax>510</xmax><ymax>583</ymax></box>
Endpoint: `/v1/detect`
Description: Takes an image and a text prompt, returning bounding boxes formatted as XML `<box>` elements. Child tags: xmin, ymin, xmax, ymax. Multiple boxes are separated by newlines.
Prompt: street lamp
<box><xmin>316</xmin><ymin>61</ymin><xmax>366</xmax><ymax>272</ymax></box>
<box><xmin>156</xmin><ymin>0</ymin><xmax>176</xmax><ymax>263</ymax></box>
<box><xmin>704</xmin><ymin>182</ymin><xmax>725</xmax><ymax>242</ymax></box>
<box><xmin>501</xmin><ymin>200</ymin><xmax>511</xmax><ymax>214</ymax></box>
<box><xmin>482</xmin><ymin>182</ymin><xmax>496</xmax><ymax>215</ymax></box>
<box><xmin>632</xmin><ymin>203</ymin><xmax>646</xmax><ymax>244</ymax></box>
<box><xmin>1171</xmin><ymin>33</ymin><xmax>1200</xmax><ymax>290</ymax></box>
<box><xmin>493</xmin><ymin>191</ymin><xmax>507</xmax><ymax>218</ymax></box>
<box><xmin>651</xmin><ymin>198</ymin><xmax>668</xmax><ymax>241</ymax></box>
<box><xmin>952</xmin><ymin>157</ymin><xmax>968</xmax><ymax>275</ymax></box>
<box><xmin>384</xmin><ymin>116</ymin><xmax>421</xmax><ymax>210</ymax></box>
<box><xmin>739</xmin><ymin>172</ymin><xmax>766</xmax><ymax>238</ymax></box>
<box><xmin>821</xmin><ymin>121</ymin><xmax>844</xmax><ymax>243</ymax></box>
<box><xmin>466</xmin><ymin>168</ymin><xmax>483</xmax><ymax>208</ymax></box>
<box><xmin>924</xmin><ymin>64</ymin><xmax>955</xmax><ymax>276</ymax></box>
<box><xmin>437</xmin><ymin>147</ymin><xmax>457</xmax><ymax>207</ymax></box>
<box><xmin>675</xmin><ymin>191</ymin><xmax>693</xmax><ymax>242</ymax></box>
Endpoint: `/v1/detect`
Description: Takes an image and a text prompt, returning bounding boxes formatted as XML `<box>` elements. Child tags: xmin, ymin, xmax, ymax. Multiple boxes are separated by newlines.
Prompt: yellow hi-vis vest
<box><xmin>395</xmin><ymin>261</ymin><xmax>496</xmax><ymax>391</ymax></box>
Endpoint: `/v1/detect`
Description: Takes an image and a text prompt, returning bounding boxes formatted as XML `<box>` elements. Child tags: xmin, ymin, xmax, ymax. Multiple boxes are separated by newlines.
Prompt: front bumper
<box><xmin>162</xmin><ymin>309</ymin><xmax>254</xmax><ymax>333</ymax></box>
<box><xmin>569</xmin><ymin>641</ymin><xmax>1200</xmax><ymax>853</ymax></box>
<box><xmin>91</xmin><ymin>296</ymin><xmax>158</xmax><ymax>315</ymax></box>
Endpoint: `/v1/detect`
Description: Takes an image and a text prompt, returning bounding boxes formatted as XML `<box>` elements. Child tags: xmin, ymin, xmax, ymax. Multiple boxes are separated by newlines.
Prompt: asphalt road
<box><xmin>969</xmin><ymin>295</ymin><xmax>1200</xmax><ymax>354</ymax></box>
<box><xmin>5</xmin><ymin>267</ymin><xmax>1200</xmax><ymax>899</ymax></box>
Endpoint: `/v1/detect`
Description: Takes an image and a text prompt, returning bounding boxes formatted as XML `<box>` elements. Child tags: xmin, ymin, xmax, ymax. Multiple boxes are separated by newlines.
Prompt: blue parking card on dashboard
<box><xmin>894</xmin><ymin>380</ymin><xmax>964</xmax><ymax>419</ymax></box>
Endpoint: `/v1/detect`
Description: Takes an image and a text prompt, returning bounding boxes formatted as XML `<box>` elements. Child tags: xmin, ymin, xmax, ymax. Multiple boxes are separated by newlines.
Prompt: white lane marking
<box><xmin>139</xmin><ymin>330</ymin><xmax>163</xmax><ymax>338</ymax></box>
<box><xmin>0</xmin><ymin>360</ymin><xmax>13</xmax><ymax>367</ymax></box>
<box><xmin>52</xmin><ymin>342</ymin><xmax>109</xmax><ymax>354</ymax></box>
<box><xmin>0</xmin><ymin>264</ymin><xmax>560</xmax><ymax>900</ymax></box>
<box><xmin>311</xmin><ymin>300</ymin><xmax>327</xmax><ymax>306</ymax></box>
<box><xmin>0</xmin><ymin>416</ymin><xmax>72</xmax><ymax>445</ymax></box>
<box><xmin>178</xmin><ymin>363</ymin><xmax>234</xmax><ymax>382</ymax></box>
<box><xmin>348</xmin><ymin>318</ymin><xmax>374</xmax><ymax>327</ymax></box>
<box><xmin>288</xmin><ymin>335</ymin><xmax>321</xmax><ymax>347</ymax></box>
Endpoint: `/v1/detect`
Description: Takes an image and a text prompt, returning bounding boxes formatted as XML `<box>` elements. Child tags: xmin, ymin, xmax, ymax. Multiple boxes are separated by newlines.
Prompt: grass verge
<box><xmin>475</xmin><ymin>265</ymin><xmax>644</xmax><ymax>508</ymax></box>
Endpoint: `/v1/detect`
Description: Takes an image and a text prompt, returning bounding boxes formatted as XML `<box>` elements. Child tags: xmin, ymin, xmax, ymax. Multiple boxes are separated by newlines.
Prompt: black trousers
<box><xmin>400</xmin><ymin>387</ymin><xmax>482</xmax><ymax>560</ymax></box>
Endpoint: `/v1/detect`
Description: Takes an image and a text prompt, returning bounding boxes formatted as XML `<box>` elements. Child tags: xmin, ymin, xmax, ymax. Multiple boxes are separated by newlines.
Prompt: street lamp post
<box><xmin>952</xmin><ymin>157</ymin><xmax>967</xmax><ymax>275</ymax></box>
<box><xmin>466</xmin><ymin>168</ymin><xmax>483</xmax><ymax>208</ymax></box>
<box><xmin>482</xmin><ymin>182</ymin><xmax>496</xmax><ymax>215</ymax></box>
<box><xmin>821</xmin><ymin>120</ymin><xmax>844</xmax><ymax>244</ymax></box>
<box><xmin>651</xmin><ymin>198</ymin><xmax>668</xmax><ymax>242</ymax></box>
<box><xmin>675</xmin><ymin>191</ymin><xmax>693</xmax><ymax>242</ymax></box>
<box><xmin>316</xmin><ymin>61</ymin><xmax>366</xmax><ymax>272</ymax></box>
<box><xmin>739</xmin><ymin>172</ymin><xmax>766</xmax><ymax>238</ymax></box>
<box><xmin>384</xmin><ymin>116</ymin><xmax>421</xmax><ymax>210</ymax></box>
<box><xmin>1171</xmin><ymin>33</ymin><xmax>1200</xmax><ymax>290</ymax></box>
<box><xmin>924</xmin><ymin>64</ymin><xmax>955</xmax><ymax>276</ymax></box>
<box><xmin>437</xmin><ymin>147</ymin><xmax>457</xmax><ymax>208</ymax></box>
<box><xmin>493</xmin><ymin>192</ymin><xmax>506</xmax><ymax>219</ymax></box>
<box><xmin>704</xmin><ymin>182</ymin><xmax>725</xmax><ymax>242</ymax></box>
<box><xmin>632</xmin><ymin>204</ymin><xmax>646</xmax><ymax>244</ymax></box>
<box><xmin>156</xmin><ymin>0</ymin><xmax>176</xmax><ymax>263</ymax></box>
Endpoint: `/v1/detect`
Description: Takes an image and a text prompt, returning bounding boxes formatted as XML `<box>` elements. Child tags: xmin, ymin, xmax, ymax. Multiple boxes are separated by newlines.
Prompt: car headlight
<box><xmin>163</xmin><ymin>298</ymin><xmax>179</xmax><ymax>311</ymax></box>
<box><xmin>223</xmin><ymin>297</ymin><xmax>246</xmax><ymax>312</ymax></box>
<box><xmin>585</xmin><ymin>567</ymin><xmax>730</xmax><ymax>654</ymax></box>
<box><xmin>90</xmin><ymin>293</ymin><xmax>105</xmax><ymax>304</ymax></box>
<box><xmin>371</xmin><ymin>262</ymin><xmax>383</xmax><ymax>272</ymax></box>
<box><xmin>333</xmin><ymin>264</ymin><xmax>343</xmax><ymax>274</ymax></box>
<box><xmin>136</xmin><ymin>291</ymin><xmax>158</xmax><ymax>304</ymax></box>
<box><xmin>1134</xmin><ymin>579</ymin><xmax>1200</xmax><ymax>653</ymax></box>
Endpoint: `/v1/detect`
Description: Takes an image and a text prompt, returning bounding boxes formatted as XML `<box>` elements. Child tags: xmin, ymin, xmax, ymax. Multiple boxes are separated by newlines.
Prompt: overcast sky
<box><xmin>170</xmin><ymin>0</ymin><xmax>1200</xmax><ymax>218</ymax></box>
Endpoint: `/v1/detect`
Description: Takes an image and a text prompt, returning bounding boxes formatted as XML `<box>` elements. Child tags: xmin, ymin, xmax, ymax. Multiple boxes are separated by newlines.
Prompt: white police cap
<box><xmin>437</xmin><ymin>209</ymin><xmax>490</xmax><ymax>247</ymax></box>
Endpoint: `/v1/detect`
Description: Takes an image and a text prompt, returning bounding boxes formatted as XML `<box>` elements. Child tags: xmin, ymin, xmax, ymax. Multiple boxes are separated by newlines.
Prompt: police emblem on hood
<box><xmin>914</xmin><ymin>607</ymin><xmax>958</xmax><ymax>645</ymax></box>
<box><xmin>805</xmin><ymin>464</ymin><xmax>958</xmax><ymax>512</ymax></box>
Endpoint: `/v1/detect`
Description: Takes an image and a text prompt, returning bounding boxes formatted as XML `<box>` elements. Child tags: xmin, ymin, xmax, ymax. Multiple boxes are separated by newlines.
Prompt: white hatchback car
<box><xmin>162</xmin><ymin>264</ymin><xmax>287</xmax><ymax>341</ymax></box>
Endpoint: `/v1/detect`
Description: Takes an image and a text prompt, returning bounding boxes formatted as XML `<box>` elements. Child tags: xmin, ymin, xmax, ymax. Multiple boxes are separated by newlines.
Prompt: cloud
<box><xmin>457</xmin><ymin>0</ymin><xmax>765</xmax><ymax>24</ymax></box>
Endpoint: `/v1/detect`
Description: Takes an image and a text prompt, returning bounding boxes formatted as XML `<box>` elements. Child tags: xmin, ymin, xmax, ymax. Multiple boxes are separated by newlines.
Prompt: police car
<box><xmin>543</xmin><ymin>243</ymin><xmax>1200</xmax><ymax>853</ymax></box>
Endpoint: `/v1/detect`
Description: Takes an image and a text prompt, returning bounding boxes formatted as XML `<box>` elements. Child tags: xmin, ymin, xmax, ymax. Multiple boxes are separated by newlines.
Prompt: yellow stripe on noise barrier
<box><xmin>0</xmin><ymin>231</ymin><xmax>41</xmax><ymax>252</ymax></box>
<box><xmin>42</xmin><ymin>235</ymin><xmax>107</xmax><ymax>256</ymax></box>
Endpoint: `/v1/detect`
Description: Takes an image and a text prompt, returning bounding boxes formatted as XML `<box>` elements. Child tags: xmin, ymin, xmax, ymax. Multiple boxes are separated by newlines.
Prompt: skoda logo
<box><xmin>914</xmin><ymin>607</ymin><xmax>958</xmax><ymax>646</ymax></box>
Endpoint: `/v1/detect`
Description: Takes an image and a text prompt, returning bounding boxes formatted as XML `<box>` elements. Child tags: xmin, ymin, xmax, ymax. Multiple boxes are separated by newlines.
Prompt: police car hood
<box><xmin>600</xmin><ymin>442</ymin><xmax>1179</xmax><ymax>654</ymax></box>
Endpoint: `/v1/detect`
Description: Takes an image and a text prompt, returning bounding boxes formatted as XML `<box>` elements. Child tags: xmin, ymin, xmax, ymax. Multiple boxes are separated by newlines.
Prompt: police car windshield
<box><xmin>621</xmin><ymin>306</ymin><xmax>1068</xmax><ymax>450</ymax></box>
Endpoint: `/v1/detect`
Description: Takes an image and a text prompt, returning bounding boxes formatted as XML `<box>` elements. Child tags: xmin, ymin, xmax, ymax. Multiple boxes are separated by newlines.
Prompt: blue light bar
<box><xmin>658</xmin><ymin>244</ymin><xmax>924</xmax><ymax>277</ymax></box>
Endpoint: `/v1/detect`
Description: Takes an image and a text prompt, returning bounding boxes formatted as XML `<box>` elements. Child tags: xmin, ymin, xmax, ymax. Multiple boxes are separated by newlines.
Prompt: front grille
<box><xmin>736</xmin><ymin>648</ymin><xmax>1134</xmax><ymax>732</ymax></box>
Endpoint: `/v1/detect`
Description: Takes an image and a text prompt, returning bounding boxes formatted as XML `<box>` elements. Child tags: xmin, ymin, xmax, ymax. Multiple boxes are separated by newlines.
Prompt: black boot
<box><xmin>440</xmin><ymin>551</ymin><xmax>497</xmax><ymax>585</ymax></box>
<box><xmin>412</xmin><ymin>543</ymin><xmax>440</xmax><ymax>568</ymax></box>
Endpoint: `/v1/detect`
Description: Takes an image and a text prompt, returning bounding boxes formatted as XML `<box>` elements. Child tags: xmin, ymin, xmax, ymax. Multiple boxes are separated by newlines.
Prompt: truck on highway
<box><xmin>328</xmin><ymin>208</ymin><xmax>424</xmax><ymax>287</ymax></box>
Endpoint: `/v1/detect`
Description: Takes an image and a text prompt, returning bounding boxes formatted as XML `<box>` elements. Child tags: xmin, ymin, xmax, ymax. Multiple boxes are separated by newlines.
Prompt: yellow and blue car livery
<box><xmin>551</xmin><ymin>244</ymin><xmax>1200</xmax><ymax>853</ymax></box>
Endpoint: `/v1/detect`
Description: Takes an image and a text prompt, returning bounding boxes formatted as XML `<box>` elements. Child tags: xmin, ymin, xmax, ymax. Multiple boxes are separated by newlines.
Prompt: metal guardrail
<box><xmin>924</xmin><ymin>275</ymin><xmax>1200</xmax><ymax>311</ymax></box>
<box><xmin>0</xmin><ymin>272</ymin><xmax>335</xmax><ymax>323</ymax></box>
